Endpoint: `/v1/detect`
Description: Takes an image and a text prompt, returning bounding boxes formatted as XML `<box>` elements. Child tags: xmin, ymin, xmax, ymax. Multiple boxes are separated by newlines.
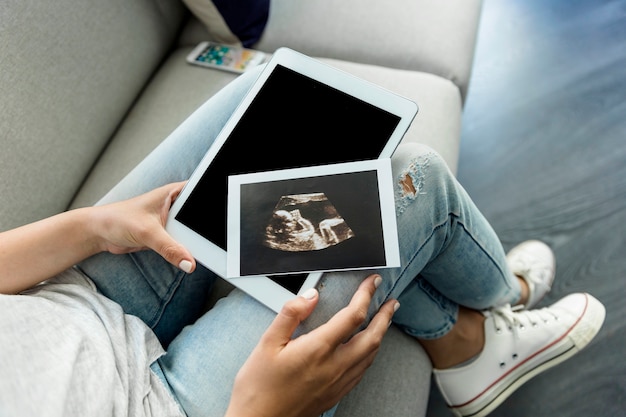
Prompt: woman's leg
<box><xmin>383</xmin><ymin>147</ymin><xmax>605</xmax><ymax>417</ymax></box>
<box><xmin>77</xmin><ymin>66</ymin><xmax>264</xmax><ymax>346</ymax></box>
<box><xmin>387</xmin><ymin>143</ymin><xmax>521</xmax><ymax>336</ymax></box>
<box><xmin>305</xmin><ymin>142</ymin><xmax>521</xmax><ymax>336</ymax></box>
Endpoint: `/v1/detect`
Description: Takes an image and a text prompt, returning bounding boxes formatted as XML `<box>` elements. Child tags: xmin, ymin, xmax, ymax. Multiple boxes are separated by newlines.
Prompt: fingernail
<box><xmin>374</xmin><ymin>275</ymin><xmax>383</xmax><ymax>288</ymax></box>
<box><xmin>301</xmin><ymin>288</ymin><xmax>318</xmax><ymax>300</ymax></box>
<box><xmin>389</xmin><ymin>303</ymin><xmax>400</xmax><ymax>328</ymax></box>
<box><xmin>178</xmin><ymin>260</ymin><xmax>193</xmax><ymax>273</ymax></box>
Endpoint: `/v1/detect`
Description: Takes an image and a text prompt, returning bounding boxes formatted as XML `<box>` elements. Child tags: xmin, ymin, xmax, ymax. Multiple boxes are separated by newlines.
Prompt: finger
<box><xmin>316</xmin><ymin>274</ymin><xmax>381</xmax><ymax>346</ymax></box>
<box><xmin>149</xmin><ymin>182</ymin><xmax>195</xmax><ymax>272</ymax></box>
<box><xmin>364</xmin><ymin>298</ymin><xmax>400</xmax><ymax>336</ymax></box>
<box><xmin>164</xmin><ymin>181</ymin><xmax>186</xmax><ymax>205</ymax></box>
<box><xmin>323</xmin><ymin>299</ymin><xmax>399</xmax><ymax>402</ymax></box>
<box><xmin>320</xmin><ymin>337</ymin><xmax>383</xmax><ymax>410</ymax></box>
<box><xmin>334</xmin><ymin>347</ymin><xmax>379</xmax><ymax>399</ymax></box>
<box><xmin>157</xmin><ymin>182</ymin><xmax>187</xmax><ymax>221</ymax></box>
<box><xmin>260</xmin><ymin>289</ymin><xmax>319</xmax><ymax>348</ymax></box>
<box><xmin>146</xmin><ymin>226</ymin><xmax>196</xmax><ymax>273</ymax></box>
<box><xmin>336</xmin><ymin>298</ymin><xmax>399</xmax><ymax>367</ymax></box>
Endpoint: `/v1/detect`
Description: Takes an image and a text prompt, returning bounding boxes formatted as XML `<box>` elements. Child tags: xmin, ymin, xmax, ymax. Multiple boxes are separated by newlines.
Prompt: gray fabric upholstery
<box><xmin>255</xmin><ymin>0</ymin><xmax>483</xmax><ymax>101</ymax></box>
<box><xmin>336</xmin><ymin>326</ymin><xmax>432</xmax><ymax>417</ymax></box>
<box><xmin>178</xmin><ymin>0</ymin><xmax>483</xmax><ymax>101</ymax></box>
<box><xmin>0</xmin><ymin>0</ymin><xmax>186</xmax><ymax>231</ymax></box>
<box><xmin>70</xmin><ymin>48</ymin><xmax>240</xmax><ymax>208</ymax></box>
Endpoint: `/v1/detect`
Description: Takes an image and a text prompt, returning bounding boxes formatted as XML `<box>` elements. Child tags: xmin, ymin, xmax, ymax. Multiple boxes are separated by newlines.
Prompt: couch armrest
<box><xmin>255</xmin><ymin>0</ymin><xmax>483</xmax><ymax>101</ymax></box>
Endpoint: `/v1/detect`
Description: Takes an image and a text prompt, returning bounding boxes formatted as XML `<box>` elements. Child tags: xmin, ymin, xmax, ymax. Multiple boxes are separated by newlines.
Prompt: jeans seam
<box><xmin>386</xmin><ymin>217</ymin><xmax>449</xmax><ymax>302</ymax></box>
<box><xmin>129</xmin><ymin>252</ymin><xmax>187</xmax><ymax>330</ymax></box>
<box><xmin>452</xmin><ymin>217</ymin><xmax>519</xmax><ymax>305</ymax></box>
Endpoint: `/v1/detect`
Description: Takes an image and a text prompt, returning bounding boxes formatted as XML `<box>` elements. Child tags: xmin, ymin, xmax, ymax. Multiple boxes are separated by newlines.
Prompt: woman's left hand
<box><xmin>91</xmin><ymin>182</ymin><xmax>196</xmax><ymax>273</ymax></box>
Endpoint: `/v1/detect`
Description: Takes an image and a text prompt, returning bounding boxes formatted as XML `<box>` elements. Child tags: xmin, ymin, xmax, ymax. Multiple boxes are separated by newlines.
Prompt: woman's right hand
<box><xmin>224</xmin><ymin>274</ymin><xmax>399</xmax><ymax>417</ymax></box>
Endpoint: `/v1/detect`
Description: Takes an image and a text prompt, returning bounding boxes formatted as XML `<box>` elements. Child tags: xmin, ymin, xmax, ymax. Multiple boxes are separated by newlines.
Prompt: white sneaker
<box><xmin>506</xmin><ymin>240</ymin><xmax>556</xmax><ymax>309</ymax></box>
<box><xmin>433</xmin><ymin>293</ymin><xmax>606</xmax><ymax>417</ymax></box>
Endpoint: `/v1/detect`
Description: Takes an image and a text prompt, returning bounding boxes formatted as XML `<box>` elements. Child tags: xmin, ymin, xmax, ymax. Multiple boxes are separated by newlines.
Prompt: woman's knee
<box><xmin>391</xmin><ymin>143</ymin><xmax>454</xmax><ymax>214</ymax></box>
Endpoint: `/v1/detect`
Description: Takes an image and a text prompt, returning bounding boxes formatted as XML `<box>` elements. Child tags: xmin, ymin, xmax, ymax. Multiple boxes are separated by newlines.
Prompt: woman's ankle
<box><xmin>418</xmin><ymin>307</ymin><xmax>486</xmax><ymax>369</ymax></box>
<box><xmin>516</xmin><ymin>275</ymin><xmax>530</xmax><ymax>306</ymax></box>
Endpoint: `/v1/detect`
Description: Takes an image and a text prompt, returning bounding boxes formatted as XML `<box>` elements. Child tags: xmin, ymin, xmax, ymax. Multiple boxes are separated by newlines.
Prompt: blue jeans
<box><xmin>77</xmin><ymin>66</ymin><xmax>521</xmax><ymax>417</ymax></box>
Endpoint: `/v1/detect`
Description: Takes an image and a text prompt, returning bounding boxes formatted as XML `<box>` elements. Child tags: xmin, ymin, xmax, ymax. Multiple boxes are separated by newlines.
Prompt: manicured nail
<box><xmin>301</xmin><ymin>288</ymin><xmax>318</xmax><ymax>300</ymax></box>
<box><xmin>389</xmin><ymin>303</ymin><xmax>400</xmax><ymax>328</ymax></box>
<box><xmin>374</xmin><ymin>275</ymin><xmax>383</xmax><ymax>288</ymax></box>
<box><xmin>179</xmin><ymin>260</ymin><xmax>193</xmax><ymax>273</ymax></box>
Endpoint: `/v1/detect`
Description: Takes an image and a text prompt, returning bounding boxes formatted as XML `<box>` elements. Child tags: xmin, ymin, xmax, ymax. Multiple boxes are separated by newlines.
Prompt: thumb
<box><xmin>262</xmin><ymin>288</ymin><xmax>319</xmax><ymax>347</ymax></box>
<box><xmin>148</xmin><ymin>227</ymin><xmax>196</xmax><ymax>273</ymax></box>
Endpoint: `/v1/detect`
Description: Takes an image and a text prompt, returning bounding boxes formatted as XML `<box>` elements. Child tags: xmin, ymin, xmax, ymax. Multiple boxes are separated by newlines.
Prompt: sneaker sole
<box><xmin>450</xmin><ymin>294</ymin><xmax>606</xmax><ymax>417</ymax></box>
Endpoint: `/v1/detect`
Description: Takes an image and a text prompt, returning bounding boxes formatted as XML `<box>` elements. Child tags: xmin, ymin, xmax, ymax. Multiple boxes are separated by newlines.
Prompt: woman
<box><xmin>0</xmin><ymin>66</ymin><xmax>605</xmax><ymax>417</ymax></box>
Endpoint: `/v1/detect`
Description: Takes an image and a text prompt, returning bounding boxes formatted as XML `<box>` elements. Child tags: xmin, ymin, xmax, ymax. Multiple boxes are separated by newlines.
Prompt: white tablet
<box><xmin>166</xmin><ymin>47</ymin><xmax>418</xmax><ymax>312</ymax></box>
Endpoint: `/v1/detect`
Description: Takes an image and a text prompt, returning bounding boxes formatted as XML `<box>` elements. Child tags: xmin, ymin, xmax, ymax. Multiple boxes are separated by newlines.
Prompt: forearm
<box><xmin>0</xmin><ymin>208</ymin><xmax>101</xmax><ymax>294</ymax></box>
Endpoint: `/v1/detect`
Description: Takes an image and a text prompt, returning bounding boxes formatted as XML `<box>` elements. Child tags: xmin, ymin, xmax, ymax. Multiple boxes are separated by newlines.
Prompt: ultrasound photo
<box><xmin>227</xmin><ymin>159</ymin><xmax>400</xmax><ymax>278</ymax></box>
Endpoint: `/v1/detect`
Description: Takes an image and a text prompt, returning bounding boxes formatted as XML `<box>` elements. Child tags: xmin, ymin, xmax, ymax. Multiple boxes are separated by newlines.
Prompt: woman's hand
<box><xmin>90</xmin><ymin>182</ymin><xmax>196</xmax><ymax>273</ymax></box>
<box><xmin>0</xmin><ymin>182</ymin><xmax>195</xmax><ymax>294</ymax></box>
<box><xmin>225</xmin><ymin>274</ymin><xmax>400</xmax><ymax>417</ymax></box>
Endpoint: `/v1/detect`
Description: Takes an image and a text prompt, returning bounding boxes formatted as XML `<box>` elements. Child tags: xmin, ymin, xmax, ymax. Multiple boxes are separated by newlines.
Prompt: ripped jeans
<box><xmin>77</xmin><ymin>65</ymin><xmax>521</xmax><ymax>417</ymax></box>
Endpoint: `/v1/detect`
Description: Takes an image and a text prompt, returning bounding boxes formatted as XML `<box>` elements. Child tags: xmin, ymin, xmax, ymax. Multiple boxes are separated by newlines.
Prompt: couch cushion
<box><xmin>0</xmin><ymin>0</ymin><xmax>186</xmax><ymax>231</ymax></box>
<box><xmin>336</xmin><ymin>326</ymin><xmax>432</xmax><ymax>417</ymax></box>
<box><xmin>71</xmin><ymin>49</ymin><xmax>462</xmax><ymax>209</ymax></box>
<box><xmin>182</xmin><ymin>0</ymin><xmax>270</xmax><ymax>47</ymax></box>
<box><xmin>255</xmin><ymin>0</ymin><xmax>482</xmax><ymax>101</ymax></box>
<box><xmin>69</xmin><ymin>48</ymin><xmax>239</xmax><ymax>208</ymax></box>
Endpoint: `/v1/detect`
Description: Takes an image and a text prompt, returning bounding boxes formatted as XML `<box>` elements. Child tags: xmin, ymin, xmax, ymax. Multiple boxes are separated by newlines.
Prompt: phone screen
<box><xmin>193</xmin><ymin>43</ymin><xmax>262</xmax><ymax>72</ymax></box>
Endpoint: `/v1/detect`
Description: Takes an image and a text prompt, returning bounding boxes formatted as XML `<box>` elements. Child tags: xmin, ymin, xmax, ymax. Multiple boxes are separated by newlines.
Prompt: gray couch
<box><xmin>0</xmin><ymin>1</ymin><xmax>483</xmax><ymax>416</ymax></box>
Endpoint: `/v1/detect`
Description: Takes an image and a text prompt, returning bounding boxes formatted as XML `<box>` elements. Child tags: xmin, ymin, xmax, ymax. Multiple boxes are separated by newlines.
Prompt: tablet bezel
<box><xmin>166</xmin><ymin>47</ymin><xmax>418</xmax><ymax>312</ymax></box>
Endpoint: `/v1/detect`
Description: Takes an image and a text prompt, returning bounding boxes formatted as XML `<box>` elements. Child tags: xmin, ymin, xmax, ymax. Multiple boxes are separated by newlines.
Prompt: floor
<box><xmin>426</xmin><ymin>0</ymin><xmax>626</xmax><ymax>416</ymax></box>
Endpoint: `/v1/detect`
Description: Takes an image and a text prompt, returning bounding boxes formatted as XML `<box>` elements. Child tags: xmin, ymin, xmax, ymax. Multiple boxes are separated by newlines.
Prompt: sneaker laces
<box><xmin>487</xmin><ymin>304</ymin><xmax>560</xmax><ymax>340</ymax></box>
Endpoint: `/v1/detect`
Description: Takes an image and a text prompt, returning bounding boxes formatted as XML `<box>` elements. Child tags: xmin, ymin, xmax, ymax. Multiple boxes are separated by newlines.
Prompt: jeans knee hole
<box><xmin>401</xmin><ymin>173</ymin><xmax>416</xmax><ymax>196</ymax></box>
<box><xmin>395</xmin><ymin>155</ymin><xmax>432</xmax><ymax>214</ymax></box>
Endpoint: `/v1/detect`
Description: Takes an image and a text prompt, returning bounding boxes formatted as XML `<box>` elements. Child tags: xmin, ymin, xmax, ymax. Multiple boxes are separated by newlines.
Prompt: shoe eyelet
<box><xmin>512</xmin><ymin>353</ymin><xmax>518</xmax><ymax>360</ymax></box>
<box><xmin>496</xmin><ymin>327</ymin><xmax>502</xmax><ymax>334</ymax></box>
<box><xmin>499</xmin><ymin>361</ymin><xmax>506</xmax><ymax>368</ymax></box>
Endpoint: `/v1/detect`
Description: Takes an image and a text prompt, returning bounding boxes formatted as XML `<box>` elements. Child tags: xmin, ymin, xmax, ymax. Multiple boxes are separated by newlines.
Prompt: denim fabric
<box><xmin>77</xmin><ymin>65</ymin><xmax>520</xmax><ymax>417</ymax></box>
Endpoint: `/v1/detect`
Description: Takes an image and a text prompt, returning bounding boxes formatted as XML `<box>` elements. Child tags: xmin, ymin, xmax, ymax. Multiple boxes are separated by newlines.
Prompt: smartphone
<box><xmin>186</xmin><ymin>41</ymin><xmax>267</xmax><ymax>73</ymax></box>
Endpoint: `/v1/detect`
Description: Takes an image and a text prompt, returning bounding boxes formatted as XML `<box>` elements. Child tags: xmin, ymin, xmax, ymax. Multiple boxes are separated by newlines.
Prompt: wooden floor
<box><xmin>426</xmin><ymin>0</ymin><xmax>626</xmax><ymax>416</ymax></box>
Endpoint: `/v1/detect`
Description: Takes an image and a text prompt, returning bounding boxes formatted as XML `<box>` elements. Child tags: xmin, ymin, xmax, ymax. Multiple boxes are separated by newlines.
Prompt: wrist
<box><xmin>80</xmin><ymin>205</ymin><xmax>111</xmax><ymax>255</ymax></box>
